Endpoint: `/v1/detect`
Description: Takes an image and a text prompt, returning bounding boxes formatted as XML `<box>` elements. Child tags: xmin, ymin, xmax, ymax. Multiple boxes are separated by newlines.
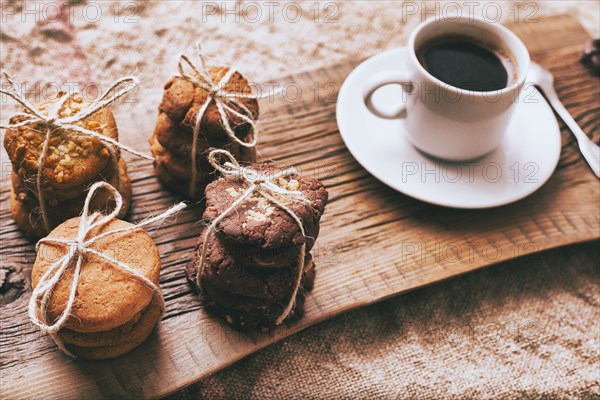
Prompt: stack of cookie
<box><xmin>150</xmin><ymin>66</ymin><xmax>258</xmax><ymax>200</ymax></box>
<box><xmin>4</xmin><ymin>93</ymin><xmax>131</xmax><ymax>237</ymax></box>
<box><xmin>189</xmin><ymin>164</ymin><xmax>328</xmax><ymax>328</ymax></box>
<box><xmin>32</xmin><ymin>217</ymin><xmax>163</xmax><ymax>360</ymax></box>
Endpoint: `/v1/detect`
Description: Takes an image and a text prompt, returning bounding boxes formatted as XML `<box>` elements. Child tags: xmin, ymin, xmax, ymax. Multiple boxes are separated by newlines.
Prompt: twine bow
<box><xmin>177</xmin><ymin>43</ymin><xmax>276</xmax><ymax>197</ymax></box>
<box><xmin>28</xmin><ymin>181</ymin><xmax>186</xmax><ymax>357</ymax></box>
<box><xmin>0</xmin><ymin>72</ymin><xmax>153</xmax><ymax>232</ymax></box>
<box><xmin>197</xmin><ymin>149</ymin><xmax>312</xmax><ymax>325</ymax></box>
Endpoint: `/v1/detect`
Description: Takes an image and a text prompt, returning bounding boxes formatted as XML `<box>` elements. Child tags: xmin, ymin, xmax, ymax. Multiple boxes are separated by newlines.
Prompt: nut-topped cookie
<box><xmin>10</xmin><ymin>158</ymin><xmax>131</xmax><ymax>237</ymax></box>
<box><xmin>1</xmin><ymin>75</ymin><xmax>147</xmax><ymax>238</ymax></box>
<box><xmin>191</xmin><ymin>150</ymin><xmax>328</xmax><ymax>329</ymax></box>
<box><xmin>203</xmin><ymin>164</ymin><xmax>328</xmax><ymax>249</ymax></box>
<box><xmin>13</xmin><ymin>150</ymin><xmax>119</xmax><ymax>203</ymax></box>
<box><xmin>4</xmin><ymin>92</ymin><xmax>119</xmax><ymax>188</ymax></box>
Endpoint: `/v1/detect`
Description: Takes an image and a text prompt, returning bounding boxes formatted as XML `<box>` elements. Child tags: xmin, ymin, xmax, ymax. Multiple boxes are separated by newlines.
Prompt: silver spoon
<box><xmin>528</xmin><ymin>63</ymin><xmax>600</xmax><ymax>178</ymax></box>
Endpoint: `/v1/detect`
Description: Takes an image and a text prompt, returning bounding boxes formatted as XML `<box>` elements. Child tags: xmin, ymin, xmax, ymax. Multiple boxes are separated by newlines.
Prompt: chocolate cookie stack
<box><xmin>150</xmin><ymin>66</ymin><xmax>258</xmax><ymax>200</ymax></box>
<box><xmin>32</xmin><ymin>217</ymin><xmax>163</xmax><ymax>360</ymax></box>
<box><xmin>4</xmin><ymin>93</ymin><xmax>131</xmax><ymax>238</ymax></box>
<box><xmin>189</xmin><ymin>164</ymin><xmax>328</xmax><ymax>328</ymax></box>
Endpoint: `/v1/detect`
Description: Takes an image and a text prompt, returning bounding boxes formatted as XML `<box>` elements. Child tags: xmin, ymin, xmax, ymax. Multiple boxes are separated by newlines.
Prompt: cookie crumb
<box><xmin>226</xmin><ymin>187</ymin><xmax>239</xmax><ymax>198</ymax></box>
<box><xmin>246</xmin><ymin>209</ymin><xmax>267</xmax><ymax>222</ymax></box>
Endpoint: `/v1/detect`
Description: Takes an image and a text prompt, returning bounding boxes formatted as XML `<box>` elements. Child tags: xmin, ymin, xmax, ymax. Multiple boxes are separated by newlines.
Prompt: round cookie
<box><xmin>202</xmin><ymin>280</ymin><xmax>311</xmax><ymax>328</ymax></box>
<box><xmin>10</xmin><ymin>190</ymin><xmax>49</xmax><ymax>238</ymax></box>
<box><xmin>150</xmin><ymin>134</ymin><xmax>215</xmax><ymax>181</ymax></box>
<box><xmin>203</xmin><ymin>164</ymin><xmax>328</xmax><ymax>249</ymax></box>
<box><xmin>220</xmin><ymin>220</ymin><xmax>319</xmax><ymax>268</ymax></box>
<box><xmin>11</xmin><ymin>159</ymin><xmax>132</xmax><ymax>237</ymax></box>
<box><xmin>154</xmin><ymin>112</ymin><xmax>211</xmax><ymax>158</ymax></box>
<box><xmin>151</xmin><ymin>133</ymin><xmax>255</xmax><ymax>181</ymax></box>
<box><xmin>155</xmin><ymin>159</ymin><xmax>211</xmax><ymax>201</ymax></box>
<box><xmin>202</xmin><ymin>265</ymin><xmax>315</xmax><ymax>311</ymax></box>
<box><xmin>153</xmin><ymin>112</ymin><xmax>257</xmax><ymax>161</ymax></box>
<box><xmin>57</xmin><ymin>293</ymin><xmax>162</xmax><ymax>348</ymax></box>
<box><xmin>4</xmin><ymin>92</ymin><xmax>119</xmax><ymax>190</ymax></box>
<box><xmin>14</xmin><ymin>152</ymin><xmax>119</xmax><ymax>203</ymax></box>
<box><xmin>159</xmin><ymin>67</ymin><xmax>258</xmax><ymax>145</ymax></box>
<box><xmin>157</xmin><ymin>76</ymin><xmax>195</xmax><ymax>124</ymax></box>
<box><xmin>13</xmin><ymin>157</ymin><xmax>130</xmax><ymax>216</ymax></box>
<box><xmin>32</xmin><ymin>217</ymin><xmax>161</xmax><ymax>332</ymax></box>
<box><xmin>63</xmin><ymin>327</ymin><xmax>157</xmax><ymax>360</ymax></box>
<box><xmin>194</xmin><ymin>228</ymin><xmax>314</xmax><ymax>299</ymax></box>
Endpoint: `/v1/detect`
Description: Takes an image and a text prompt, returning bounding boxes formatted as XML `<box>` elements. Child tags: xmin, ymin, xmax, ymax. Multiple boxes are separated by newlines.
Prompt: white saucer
<box><xmin>336</xmin><ymin>47</ymin><xmax>561</xmax><ymax>209</ymax></box>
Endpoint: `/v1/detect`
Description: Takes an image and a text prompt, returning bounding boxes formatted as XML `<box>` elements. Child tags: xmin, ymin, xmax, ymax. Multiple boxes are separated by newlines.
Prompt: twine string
<box><xmin>196</xmin><ymin>149</ymin><xmax>311</xmax><ymax>325</ymax></box>
<box><xmin>177</xmin><ymin>43</ymin><xmax>279</xmax><ymax>197</ymax></box>
<box><xmin>0</xmin><ymin>72</ymin><xmax>153</xmax><ymax>232</ymax></box>
<box><xmin>28</xmin><ymin>181</ymin><xmax>186</xmax><ymax>357</ymax></box>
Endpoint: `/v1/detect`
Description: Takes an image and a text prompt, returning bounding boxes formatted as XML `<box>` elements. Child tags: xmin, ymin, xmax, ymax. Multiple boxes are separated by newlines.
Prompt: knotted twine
<box><xmin>178</xmin><ymin>43</ymin><xmax>278</xmax><ymax>198</ymax></box>
<box><xmin>0</xmin><ymin>72</ymin><xmax>153</xmax><ymax>232</ymax></box>
<box><xmin>196</xmin><ymin>149</ymin><xmax>312</xmax><ymax>325</ymax></box>
<box><xmin>28</xmin><ymin>181</ymin><xmax>186</xmax><ymax>357</ymax></box>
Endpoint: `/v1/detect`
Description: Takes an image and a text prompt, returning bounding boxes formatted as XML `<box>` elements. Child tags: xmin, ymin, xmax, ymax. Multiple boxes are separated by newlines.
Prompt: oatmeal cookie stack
<box><xmin>4</xmin><ymin>93</ymin><xmax>131</xmax><ymax>237</ymax></box>
<box><xmin>189</xmin><ymin>164</ymin><xmax>329</xmax><ymax>328</ymax></box>
<box><xmin>150</xmin><ymin>66</ymin><xmax>258</xmax><ymax>200</ymax></box>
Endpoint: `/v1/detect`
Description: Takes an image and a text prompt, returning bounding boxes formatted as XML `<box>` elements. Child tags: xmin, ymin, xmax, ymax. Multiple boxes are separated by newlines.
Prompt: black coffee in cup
<box><xmin>417</xmin><ymin>36</ymin><xmax>516</xmax><ymax>92</ymax></box>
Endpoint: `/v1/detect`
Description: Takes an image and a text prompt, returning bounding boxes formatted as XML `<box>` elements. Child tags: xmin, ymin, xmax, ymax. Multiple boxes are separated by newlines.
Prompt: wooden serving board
<box><xmin>1</xmin><ymin>15</ymin><xmax>598</xmax><ymax>399</ymax></box>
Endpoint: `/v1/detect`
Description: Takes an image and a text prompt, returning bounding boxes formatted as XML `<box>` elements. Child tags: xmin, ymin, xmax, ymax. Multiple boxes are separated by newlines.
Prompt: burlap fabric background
<box><xmin>171</xmin><ymin>242</ymin><xmax>599</xmax><ymax>399</ymax></box>
<box><xmin>1</xmin><ymin>1</ymin><xmax>598</xmax><ymax>398</ymax></box>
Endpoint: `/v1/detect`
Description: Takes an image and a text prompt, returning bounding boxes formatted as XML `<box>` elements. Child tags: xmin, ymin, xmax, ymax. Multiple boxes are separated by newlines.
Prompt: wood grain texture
<box><xmin>1</xmin><ymin>15</ymin><xmax>598</xmax><ymax>399</ymax></box>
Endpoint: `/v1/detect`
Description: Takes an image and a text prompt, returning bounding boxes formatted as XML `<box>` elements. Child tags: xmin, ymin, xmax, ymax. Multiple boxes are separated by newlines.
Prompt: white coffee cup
<box><xmin>362</xmin><ymin>16</ymin><xmax>531</xmax><ymax>161</ymax></box>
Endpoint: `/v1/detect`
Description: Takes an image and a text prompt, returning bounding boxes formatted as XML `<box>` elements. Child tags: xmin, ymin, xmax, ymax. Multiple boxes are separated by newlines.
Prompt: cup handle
<box><xmin>362</xmin><ymin>71</ymin><xmax>413</xmax><ymax>119</ymax></box>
